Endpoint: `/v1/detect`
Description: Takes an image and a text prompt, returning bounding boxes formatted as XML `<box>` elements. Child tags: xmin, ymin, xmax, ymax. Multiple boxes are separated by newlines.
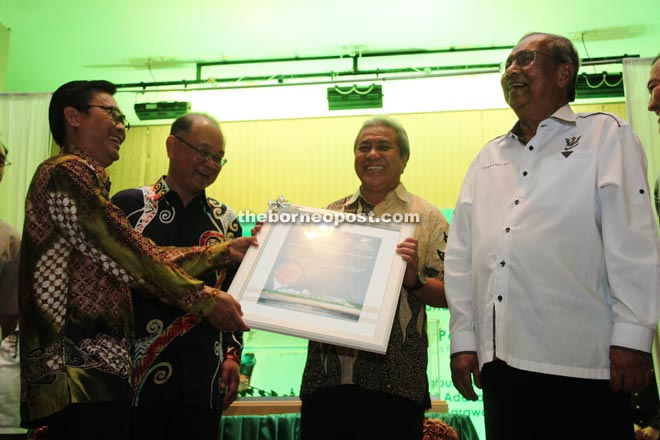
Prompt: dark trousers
<box><xmin>301</xmin><ymin>385</ymin><xmax>425</xmax><ymax>440</ymax></box>
<box><xmin>482</xmin><ymin>359</ymin><xmax>633</xmax><ymax>440</ymax></box>
<box><xmin>131</xmin><ymin>403</ymin><xmax>222</xmax><ymax>440</ymax></box>
<box><xmin>43</xmin><ymin>402</ymin><xmax>131</xmax><ymax>440</ymax></box>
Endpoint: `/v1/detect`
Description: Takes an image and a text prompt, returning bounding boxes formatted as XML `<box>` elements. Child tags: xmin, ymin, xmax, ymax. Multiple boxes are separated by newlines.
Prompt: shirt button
<box><xmin>522</xmin><ymin>171</ymin><xmax>528</xmax><ymax>176</ymax></box>
<box><xmin>500</xmin><ymin>261</ymin><xmax>506</xmax><ymax>267</ymax></box>
<box><xmin>640</xmin><ymin>189</ymin><xmax>645</xmax><ymax>194</ymax></box>
<box><xmin>497</xmin><ymin>295</ymin><xmax>503</xmax><ymax>302</ymax></box>
<box><xmin>529</xmin><ymin>146</ymin><xmax>534</xmax><ymax>151</ymax></box>
<box><xmin>505</xmin><ymin>227</ymin><xmax>511</xmax><ymax>233</ymax></box>
<box><xmin>514</xmin><ymin>200</ymin><xmax>519</xmax><ymax>205</ymax></box>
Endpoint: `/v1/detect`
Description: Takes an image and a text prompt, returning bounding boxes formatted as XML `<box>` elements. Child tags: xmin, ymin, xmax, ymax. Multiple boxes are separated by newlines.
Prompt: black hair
<box><xmin>48</xmin><ymin>80</ymin><xmax>117</xmax><ymax>146</ymax></box>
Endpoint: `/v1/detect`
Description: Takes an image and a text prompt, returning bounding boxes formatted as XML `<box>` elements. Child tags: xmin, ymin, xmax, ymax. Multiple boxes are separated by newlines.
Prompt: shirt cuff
<box><xmin>610</xmin><ymin>322</ymin><xmax>655</xmax><ymax>353</ymax></box>
<box><xmin>449</xmin><ymin>330</ymin><xmax>477</xmax><ymax>355</ymax></box>
<box><xmin>208</xmin><ymin>241</ymin><xmax>232</xmax><ymax>267</ymax></box>
<box><xmin>184</xmin><ymin>287</ymin><xmax>218</xmax><ymax>317</ymax></box>
<box><xmin>224</xmin><ymin>346</ymin><xmax>242</xmax><ymax>364</ymax></box>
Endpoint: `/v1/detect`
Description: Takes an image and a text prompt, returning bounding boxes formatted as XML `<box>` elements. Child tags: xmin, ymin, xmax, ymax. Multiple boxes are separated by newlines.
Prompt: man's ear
<box><xmin>63</xmin><ymin>106</ymin><xmax>81</xmax><ymax>128</ymax></box>
<box><xmin>558</xmin><ymin>63</ymin><xmax>574</xmax><ymax>89</ymax></box>
<box><xmin>166</xmin><ymin>135</ymin><xmax>176</xmax><ymax>159</ymax></box>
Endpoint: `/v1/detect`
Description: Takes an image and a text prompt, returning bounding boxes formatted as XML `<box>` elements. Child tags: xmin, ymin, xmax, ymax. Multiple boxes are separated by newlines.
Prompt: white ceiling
<box><xmin>1</xmin><ymin>0</ymin><xmax>658</xmax><ymax>94</ymax></box>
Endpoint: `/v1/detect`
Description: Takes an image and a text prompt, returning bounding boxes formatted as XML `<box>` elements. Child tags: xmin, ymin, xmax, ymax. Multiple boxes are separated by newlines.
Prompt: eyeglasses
<box><xmin>500</xmin><ymin>50</ymin><xmax>565</xmax><ymax>73</ymax></box>
<box><xmin>78</xmin><ymin>105</ymin><xmax>131</xmax><ymax>130</ymax></box>
<box><xmin>173</xmin><ymin>135</ymin><xmax>227</xmax><ymax>168</ymax></box>
<box><xmin>0</xmin><ymin>158</ymin><xmax>11</xmax><ymax>167</ymax></box>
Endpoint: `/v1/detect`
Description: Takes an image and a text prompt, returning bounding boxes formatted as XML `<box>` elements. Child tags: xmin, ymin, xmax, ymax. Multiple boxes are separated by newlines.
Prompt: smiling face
<box><xmin>166</xmin><ymin>116</ymin><xmax>225</xmax><ymax>202</ymax></box>
<box><xmin>67</xmin><ymin>92</ymin><xmax>127</xmax><ymax>167</ymax></box>
<box><xmin>648</xmin><ymin>58</ymin><xmax>660</xmax><ymax>127</ymax></box>
<box><xmin>500</xmin><ymin>34</ymin><xmax>572</xmax><ymax>123</ymax></box>
<box><xmin>354</xmin><ymin>124</ymin><xmax>407</xmax><ymax>203</ymax></box>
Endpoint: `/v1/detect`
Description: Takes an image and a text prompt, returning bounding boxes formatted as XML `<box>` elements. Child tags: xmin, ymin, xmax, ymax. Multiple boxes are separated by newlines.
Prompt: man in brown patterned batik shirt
<box><xmin>300</xmin><ymin>116</ymin><xmax>450</xmax><ymax>439</ymax></box>
<box><xmin>18</xmin><ymin>80</ymin><xmax>252</xmax><ymax>440</ymax></box>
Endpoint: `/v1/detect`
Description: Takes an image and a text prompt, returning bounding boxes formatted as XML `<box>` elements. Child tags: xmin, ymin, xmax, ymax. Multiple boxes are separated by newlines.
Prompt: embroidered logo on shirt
<box><xmin>562</xmin><ymin>136</ymin><xmax>581</xmax><ymax>158</ymax></box>
<box><xmin>481</xmin><ymin>161</ymin><xmax>510</xmax><ymax>169</ymax></box>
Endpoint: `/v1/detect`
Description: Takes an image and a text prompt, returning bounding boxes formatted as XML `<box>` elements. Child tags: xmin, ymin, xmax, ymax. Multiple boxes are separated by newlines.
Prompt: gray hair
<box><xmin>353</xmin><ymin>116</ymin><xmax>410</xmax><ymax>159</ymax></box>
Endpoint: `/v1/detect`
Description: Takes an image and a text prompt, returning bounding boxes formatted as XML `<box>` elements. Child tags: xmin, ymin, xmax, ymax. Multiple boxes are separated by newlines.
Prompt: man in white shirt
<box><xmin>445</xmin><ymin>32</ymin><xmax>660</xmax><ymax>440</ymax></box>
<box><xmin>0</xmin><ymin>141</ymin><xmax>27</xmax><ymax>439</ymax></box>
<box><xmin>0</xmin><ymin>141</ymin><xmax>20</xmax><ymax>340</ymax></box>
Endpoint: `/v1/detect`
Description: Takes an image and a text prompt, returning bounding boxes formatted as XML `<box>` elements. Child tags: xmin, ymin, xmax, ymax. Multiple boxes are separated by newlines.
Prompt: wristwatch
<box><xmin>408</xmin><ymin>271</ymin><xmax>427</xmax><ymax>292</ymax></box>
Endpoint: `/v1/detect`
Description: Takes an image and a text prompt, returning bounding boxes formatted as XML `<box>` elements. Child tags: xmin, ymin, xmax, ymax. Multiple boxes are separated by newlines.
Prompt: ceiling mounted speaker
<box><xmin>134</xmin><ymin>101</ymin><xmax>191</xmax><ymax>120</ymax></box>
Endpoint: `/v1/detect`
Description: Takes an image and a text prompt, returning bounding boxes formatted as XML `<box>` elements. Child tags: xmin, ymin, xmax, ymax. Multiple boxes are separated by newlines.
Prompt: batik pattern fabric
<box><xmin>18</xmin><ymin>150</ymin><xmax>231</xmax><ymax>426</ymax></box>
<box><xmin>112</xmin><ymin>176</ymin><xmax>242</xmax><ymax>409</ymax></box>
<box><xmin>300</xmin><ymin>183</ymin><xmax>449</xmax><ymax>409</ymax></box>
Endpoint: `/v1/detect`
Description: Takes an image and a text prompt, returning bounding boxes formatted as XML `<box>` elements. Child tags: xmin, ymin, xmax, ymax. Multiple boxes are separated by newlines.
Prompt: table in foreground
<box><xmin>219</xmin><ymin>398</ymin><xmax>478</xmax><ymax>440</ymax></box>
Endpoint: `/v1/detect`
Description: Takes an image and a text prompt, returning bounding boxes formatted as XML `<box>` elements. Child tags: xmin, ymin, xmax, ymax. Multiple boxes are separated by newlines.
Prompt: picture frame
<box><xmin>228</xmin><ymin>204</ymin><xmax>415</xmax><ymax>354</ymax></box>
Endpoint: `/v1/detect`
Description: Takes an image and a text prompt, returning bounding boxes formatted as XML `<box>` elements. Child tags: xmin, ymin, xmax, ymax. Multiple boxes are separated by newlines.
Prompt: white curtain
<box><xmin>0</xmin><ymin>93</ymin><xmax>51</xmax><ymax>230</ymax></box>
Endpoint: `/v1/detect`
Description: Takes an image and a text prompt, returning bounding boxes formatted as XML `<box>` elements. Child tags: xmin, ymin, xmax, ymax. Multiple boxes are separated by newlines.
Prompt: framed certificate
<box><xmin>228</xmin><ymin>204</ymin><xmax>415</xmax><ymax>353</ymax></box>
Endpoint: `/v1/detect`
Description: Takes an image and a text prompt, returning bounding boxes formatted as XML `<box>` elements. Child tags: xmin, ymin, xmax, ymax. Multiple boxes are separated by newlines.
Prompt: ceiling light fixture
<box><xmin>327</xmin><ymin>84</ymin><xmax>383</xmax><ymax>110</ymax></box>
<box><xmin>576</xmin><ymin>72</ymin><xmax>624</xmax><ymax>98</ymax></box>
